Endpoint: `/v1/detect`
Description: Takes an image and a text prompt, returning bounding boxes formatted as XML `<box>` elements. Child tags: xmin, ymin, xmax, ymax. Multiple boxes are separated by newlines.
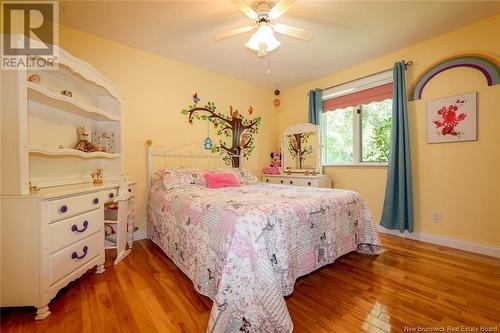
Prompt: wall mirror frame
<box><xmin>282</xmin><ymin>123</ymin><xmax>322</xmax><ymax>174</ymax></box>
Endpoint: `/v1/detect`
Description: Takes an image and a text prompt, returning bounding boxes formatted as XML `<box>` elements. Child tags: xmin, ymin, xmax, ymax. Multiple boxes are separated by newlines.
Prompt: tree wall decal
<box><xmin>181</xmin><ymin>97</ymin><xmax>261</xmax><ymax>168</ymax></box>
<box><xmin>287</xmin><ymin>132</ymin><xmax>313</xmax><ymax>169</ymax></box>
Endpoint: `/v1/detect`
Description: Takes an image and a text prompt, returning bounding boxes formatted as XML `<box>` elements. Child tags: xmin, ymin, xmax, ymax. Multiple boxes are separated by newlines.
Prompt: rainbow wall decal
<box><xmin>409</xmin><ymin>53</ymin><xmax>500</xmax><ymax>101</ymax></box>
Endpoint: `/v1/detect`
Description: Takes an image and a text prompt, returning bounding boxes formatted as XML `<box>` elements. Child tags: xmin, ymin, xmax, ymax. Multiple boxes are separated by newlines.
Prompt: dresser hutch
<box><xmin>1</xmin><ymin>39</ymin><xmax>135</xmax><ymax>319</ymax></box>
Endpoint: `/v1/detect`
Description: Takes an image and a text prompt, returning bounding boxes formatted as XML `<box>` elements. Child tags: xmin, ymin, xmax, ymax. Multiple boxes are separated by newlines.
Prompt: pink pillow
<box><xmin>203</xmin><ymin>172</ymin><xmax>240</xmax><ymax>189</ymax></box>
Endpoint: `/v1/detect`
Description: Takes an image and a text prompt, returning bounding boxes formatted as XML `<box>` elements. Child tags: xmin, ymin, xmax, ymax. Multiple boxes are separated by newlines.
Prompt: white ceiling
<box><xmin>60</xmin><ymin>1</ymin><xmax>500</xmax><ymax>89</ymax></box>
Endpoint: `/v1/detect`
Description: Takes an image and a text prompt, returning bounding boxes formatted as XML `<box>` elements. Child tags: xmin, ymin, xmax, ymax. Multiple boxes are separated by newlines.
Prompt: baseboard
<box><xmin>377</xmin><ymin>225</ymin><xmax>500</xmax><ymax>258</ymax></box>
<box><xmin>133</xmin><ymin>230</ymin><xmax>147</xmax><ymax>241</ymax></box>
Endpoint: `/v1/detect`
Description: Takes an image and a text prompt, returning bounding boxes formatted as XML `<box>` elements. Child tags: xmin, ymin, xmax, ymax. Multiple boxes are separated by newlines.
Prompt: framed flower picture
<box><xmin>427</xmin><ymin>92</ymin><xmax>477</xmax><ymax>143</ymax></box>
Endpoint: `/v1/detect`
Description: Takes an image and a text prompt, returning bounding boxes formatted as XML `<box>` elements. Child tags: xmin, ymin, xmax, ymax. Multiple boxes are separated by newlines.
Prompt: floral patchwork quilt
<box><xmin>148</xmin><ymin>183</ymin><xmax>382</xmax><ymax>333</ymax></box>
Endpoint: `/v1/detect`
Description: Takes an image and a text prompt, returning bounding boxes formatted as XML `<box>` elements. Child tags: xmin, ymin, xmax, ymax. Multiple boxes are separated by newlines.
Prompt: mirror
<box><xmin>282</xmin><ymin>123</ymin><xmax>322</xmax><ymax>174</ymax></box>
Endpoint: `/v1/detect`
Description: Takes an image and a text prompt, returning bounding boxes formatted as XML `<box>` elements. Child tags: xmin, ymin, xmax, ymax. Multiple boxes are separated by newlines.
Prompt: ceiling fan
<box><xmin>214</xmin><ymin>0</ymin><xmax>313</xmax><ymax>57</ymax></box>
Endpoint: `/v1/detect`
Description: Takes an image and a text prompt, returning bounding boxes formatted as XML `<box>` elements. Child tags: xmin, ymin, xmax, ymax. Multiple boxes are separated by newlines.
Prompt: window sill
<box><xmin>323</xmin><ymin>162</ymin><xmax>388</xmax><ymax>168</ymax></box>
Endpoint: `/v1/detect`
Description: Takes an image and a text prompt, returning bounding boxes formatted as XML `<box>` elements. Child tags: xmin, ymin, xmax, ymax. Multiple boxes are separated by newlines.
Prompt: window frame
<box><xmin>321</xmin><ymin>71</ymin><xmax>392</xmax><ymax>167</ymax></box>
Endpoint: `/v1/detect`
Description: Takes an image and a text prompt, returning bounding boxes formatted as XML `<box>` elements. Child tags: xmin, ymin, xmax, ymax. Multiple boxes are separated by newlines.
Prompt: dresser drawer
<box><xmin>263</xmin><ymin>176</ymin><xmax>281</xmax><ymax>184</ymax></box>
<box><xmin>263</xmin><ymin>175</ymin><xmax>331</xmax><ymax>188</ymax></box>
<box><xmin>289</xmin><ymin>178</ymin><xmax>319</xmax><ymax>187</ymax></box>
<box><xmin>103</xmin><ymin>189</ymin><xmax>118</xmax><ymax>203</ymax></box>
<box><xmin>49</xmin><ymin>209</ymin><xmax>103</xmax><ymax>253</ymax></box>
<box><xmin>49</xmin><ymin>192</ymin><xmax>101</xmax><ymax>222</ymax></box>
<box><xmin>49</xmin><ymin>232</ymin><xmax>102</xmax><ymax>285</ymax></box>
<box><xmin>264</xmin><ymin>177</ymin><xmax>317</xmax><ymax>186</ymax></box>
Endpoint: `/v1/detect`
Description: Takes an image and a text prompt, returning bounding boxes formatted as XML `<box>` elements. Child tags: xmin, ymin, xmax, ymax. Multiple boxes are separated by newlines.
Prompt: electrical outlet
<box><xmin>432</xmin><ymin>212</ymin><xmax>441</xmax><ymax>223</ymax></box>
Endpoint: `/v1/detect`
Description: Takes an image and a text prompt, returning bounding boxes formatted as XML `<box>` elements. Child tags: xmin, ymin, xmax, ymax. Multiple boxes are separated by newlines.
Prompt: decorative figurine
<box><xmin>59</xmin><ymin>145</ymin><xmax>64</xmax><ymax>149</ymax></box>
<box><xmin>75</xmin><ymin>126</ymin><xmax>100</xmax><ymax>152</ymax></box>
<box><xmin>304</xmin><ymin>170</ymin><xmax>310</xmax><ymax>176</ymax></box>
<box><xmin>91</xmin><ymin>168</ymin><xmax>103</xmax><ymax>185</ymax></box>
<box><xmin>286</xmin><ymin>167</ymin><xmax>292</xmax><ymax>175</ymax></box>
<box><xmin>28</xmin><ymin>74</ymin><xmax>41</xmax><ymax>83</ymax></box>
<box><xmin>61</xmin><ymin>89</ymin><xmax>72</xmax><ymax>97</ymax></box>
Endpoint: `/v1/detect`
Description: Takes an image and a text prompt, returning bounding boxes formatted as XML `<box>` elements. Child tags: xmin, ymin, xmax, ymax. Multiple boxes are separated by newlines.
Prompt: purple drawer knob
<box><xmin>71</xmin><ymin>246</ymin><xmax>88</xmax><ymax>259</ymax></box>
<box><xmin>266</xmin><ymin>179</ymin><xmax>269</xmax><ymax>183</ymax></box>
<box><xmin>60</xmin><ymin>205</ymin><xmax>68</xmax><ymax>213</ymax></box>
<box><xmin>108</xmin><ymin>193</ymin><xmax>114</xmax><ymax>199</ymax></box>
<box><xmin>71</xmin><ymin>220</ymin><xmax>88</xmax><ymax>233</ymax></box>
<box><xmin>308</xmin><ymin>182</ymin><xmax>311</xmax><ymax>186</ymax></box>
<box><xmin>128</xmin><ymin>188</ymin><xmax>132</xmax><ymax>193</ymax></box>
<box><xmin>280</xmin><ymin>180</ymin><xmax>284</xmax><ymax>184</ymax></box>
<box><xmin>289</xmin><ymin>181</ymin><xmax>293</xmax><ymax>184</ymax></box>
<box><xmin>93</xmin><ymin>198</ymin><xmax>99</xmax><ymax>205</ymax></box>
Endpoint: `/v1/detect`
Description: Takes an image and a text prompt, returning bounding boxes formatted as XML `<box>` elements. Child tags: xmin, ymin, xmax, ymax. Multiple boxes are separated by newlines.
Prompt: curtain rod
<box><xmin>317</xmin><ymin>60</ymin><xmax>413</xmax><ymax>93</ymax></box>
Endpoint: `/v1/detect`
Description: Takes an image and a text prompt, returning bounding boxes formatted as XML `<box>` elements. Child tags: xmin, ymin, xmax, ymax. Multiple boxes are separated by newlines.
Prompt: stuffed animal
<box><xmin>75</xmin><ymin>126</ymin><xmax>99</xmax><ymax>152</ymax></box>
<box><xmin>270</xmin><ymin>150</ymin><xmax>281</xmax><ymax>168</ymax></box>
<box><xmin>262</xmin><ymin>150</ymin><xmax>281</xmax><ymax>175</ymax></box>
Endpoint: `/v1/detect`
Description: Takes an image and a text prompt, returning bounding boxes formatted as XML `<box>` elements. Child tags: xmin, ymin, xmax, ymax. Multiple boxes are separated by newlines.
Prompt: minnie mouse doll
<box><xmin>262</xmin><ymin>150</ymin><xmax>281</xmax><ymax>174</ymax></box>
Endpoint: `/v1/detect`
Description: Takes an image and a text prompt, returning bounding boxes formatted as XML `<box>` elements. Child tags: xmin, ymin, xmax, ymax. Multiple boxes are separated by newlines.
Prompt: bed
<box><xmin>146</xmin><ymin>142</ymin><xmax>382</xmax><ymax>333</ymax></box>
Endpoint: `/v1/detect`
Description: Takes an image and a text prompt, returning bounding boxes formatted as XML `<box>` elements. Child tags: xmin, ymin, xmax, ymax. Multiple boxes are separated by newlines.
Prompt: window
<box><xmin>321</xmin><ymin>71</ymin><xmax>393</xmax><ymax>165</ymax></box>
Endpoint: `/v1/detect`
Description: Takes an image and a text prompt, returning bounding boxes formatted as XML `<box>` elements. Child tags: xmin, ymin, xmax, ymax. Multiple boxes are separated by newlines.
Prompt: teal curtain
<box><xmin>308</xmin><ymin>88</ymin><xmax>322</xmax><ymax>125</ymax></box>
<box><xmin>380</xmin><ymin>62</ymin><xmax>414</xmax><ymax>232</ymax></box>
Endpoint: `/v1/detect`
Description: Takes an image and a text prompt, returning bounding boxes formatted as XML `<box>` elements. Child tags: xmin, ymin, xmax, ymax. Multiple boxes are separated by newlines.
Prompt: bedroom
<box><xmin>0</xmin><ymin>1</ymin><xmax>499</xmax><ymax>332</ymax></box>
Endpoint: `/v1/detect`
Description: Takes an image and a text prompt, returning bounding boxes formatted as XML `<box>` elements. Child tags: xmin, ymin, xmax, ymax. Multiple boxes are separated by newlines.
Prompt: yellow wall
<box><xmin>279</xmin><ymin>15</ymin><xmax>500</xmax><ymax>246</ymax></box>
<box><xmin>60</xmin><ymin>15</ymin><xmax>499</xmax><ymax>247</ymax></box>
<box><xmin>59</xmin><ymin>26</ymin><xmax>278</xmax><ymax>233</ymax></box>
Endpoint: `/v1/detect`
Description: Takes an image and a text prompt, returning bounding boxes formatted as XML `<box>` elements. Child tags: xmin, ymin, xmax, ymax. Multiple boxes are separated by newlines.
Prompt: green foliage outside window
<box><xmin>361</xmin><ymin>99</ymin><xmax>392</xmax><ymax>162</ymax></box>
<box><xmin>324</xmin><ymin>106</ymin><xmax>354</xmax><ymax>163</ymax></box>
<box><xmin>323</xmin><ymin>99</ymin><xmax>392</xmax><ymax>164</ymax></box>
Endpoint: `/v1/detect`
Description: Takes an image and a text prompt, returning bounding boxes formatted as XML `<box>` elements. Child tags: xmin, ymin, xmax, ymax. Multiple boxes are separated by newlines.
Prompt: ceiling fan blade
<box><xmin>232</xmin><ymin>0</ymin><xmax>258</xmax><ymax>20</ymax></box>
<box><xmin>269</xmin><ymin>0</ymin><xmax>296</xmax><ymax>19</ymax></box>
<box><xmin>273</xmin><ymin>24</ymin><xmax>313</xmax><ymax>41</ymax></box>
<box><xmin>213</xmin><ymin>25</ymin><xmax>257</xmax><ymax>41</ymax></box>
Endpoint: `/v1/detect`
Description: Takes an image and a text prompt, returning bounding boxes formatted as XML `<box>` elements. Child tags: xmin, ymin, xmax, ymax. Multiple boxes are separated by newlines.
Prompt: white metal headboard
<box><xmin>146</xmin><ymin>139</ymin><xmax>229</xmax><ymax>193</ymax></box>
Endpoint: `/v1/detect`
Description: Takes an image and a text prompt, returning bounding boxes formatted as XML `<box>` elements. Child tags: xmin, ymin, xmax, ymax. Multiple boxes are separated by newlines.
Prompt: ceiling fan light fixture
<box><xmin>245</xmin><ymin>24</ymin><xmax>281</xmax><ymax>56</ymax></box>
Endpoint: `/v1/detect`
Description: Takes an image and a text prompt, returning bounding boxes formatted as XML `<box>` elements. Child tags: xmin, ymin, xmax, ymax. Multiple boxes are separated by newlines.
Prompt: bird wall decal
<box><xmin>193</xmin><ymin>92</ymin><xmax>200</xmax><ymax>104</ymax></box>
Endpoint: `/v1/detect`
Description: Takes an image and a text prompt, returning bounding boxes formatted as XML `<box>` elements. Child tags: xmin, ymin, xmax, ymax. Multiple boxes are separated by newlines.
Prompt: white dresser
<box><xmin>0</xmin><ymin>38</ymin><xmax>132</xmax><ymax>319</ymax></box>
<box><xmin>263</xmin><ymin>174</ymin><xmax>332</xmax><ymax>188</ymax></box>
<box><xmin>1</xmin><ymin>182</ymin><xmax>135</xmax><ymax>319</ymax></box>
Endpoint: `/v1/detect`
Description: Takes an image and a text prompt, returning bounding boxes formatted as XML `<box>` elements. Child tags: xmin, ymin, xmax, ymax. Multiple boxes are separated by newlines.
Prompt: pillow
<box><xmin>203</xmin><ymin>172</ymin><xmax>240</xmax><ymax>189</ymax></box>
<box><xmin>156</xmin><ymin>167</ymin><xmax>205</xmax><ymax>189</ymax></box>
<box><xmin>234</xmin><ymin>168</ymin><xmax>258</xmax><ymax>184</ymax></box>
<box><xmin>210</xmin><ymin>168</ymin><xmax>258</xmax><ymax>184</ymax></box>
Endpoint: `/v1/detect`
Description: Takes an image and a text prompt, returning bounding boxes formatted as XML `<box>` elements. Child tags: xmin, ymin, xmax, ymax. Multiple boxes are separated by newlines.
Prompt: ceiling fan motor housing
<box><xmin>254</xmin><ymin>2</ymin><xmax>272</xmax><ymax>23</ymax></box>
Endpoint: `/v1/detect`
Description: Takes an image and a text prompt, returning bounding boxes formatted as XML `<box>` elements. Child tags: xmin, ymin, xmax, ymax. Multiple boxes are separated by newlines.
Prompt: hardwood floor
<box><xmin>1</xmin><ymin>234</ymin><xmax>499</xmax><ymax>332</ymax></box>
